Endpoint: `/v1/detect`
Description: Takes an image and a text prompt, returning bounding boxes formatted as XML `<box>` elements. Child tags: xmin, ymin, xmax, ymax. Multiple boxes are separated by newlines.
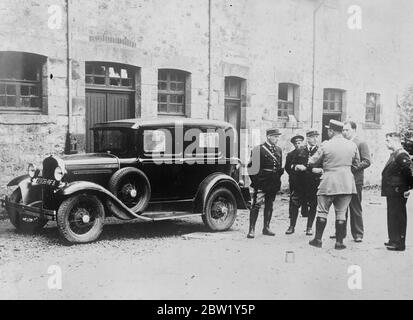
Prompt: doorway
<box><xmin>85</xmin><ymin>90</ymin><xmax>134</xmax><ymax>151</ymax></box>
<box><xmin>224</xmin><ymin>77</ymin><xmax>245</xmax><ymax>156</ymax></box>
<box><xmin>85</xmin><ymin>62</ymin><xmax>136</xmax><ymax>152</ymax></box>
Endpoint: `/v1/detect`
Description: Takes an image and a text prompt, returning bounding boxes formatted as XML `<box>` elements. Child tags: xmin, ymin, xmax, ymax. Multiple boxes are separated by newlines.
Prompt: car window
<box><xmin>143</xmin><ymin>130</ymin><xmax>166</xmax><ymax>153</ymax></box>
<box><xmin>94</xmin><ymin>129</ymin><xmax>129</xmax><ymax>156</ymax></box>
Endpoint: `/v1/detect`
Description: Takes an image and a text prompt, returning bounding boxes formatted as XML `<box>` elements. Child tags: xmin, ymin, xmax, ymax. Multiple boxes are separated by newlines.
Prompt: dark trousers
<box><xmin>345</xmin><ymin>184</ymin><xmax>364</xmax><ymax>239</ymax></box>
<box><xmin>250</xmin><ymin>189</ymin><xmax>276</xmax><ymax>228</ymax></box>
<box><xmin>289</xmin><ymin>188</ymin><xmax>317</xmax><ymax>229</ymax></box>
<box><xmin>386</xmin><ymin>196</ymin><xmax>407</xmax><ymax>246</ymax></box>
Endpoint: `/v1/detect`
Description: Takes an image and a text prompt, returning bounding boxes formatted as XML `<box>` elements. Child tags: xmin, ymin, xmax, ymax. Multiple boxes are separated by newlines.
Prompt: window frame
<box><xmin>365</xmin><ymin>92</ymin><xmax>381</xmax><ymax>124</ymax></box>
<box><xmin>278</xmin><ymin>83</ymin><xmax>299</xmax><ymax>120</ymax></box>
<box><xmin>323</xmin><ymin>88</ymin><xmax>344</xmax><ymax>114</ymax></box>
<box><xmin>157</xmin><ymin>69</ymin><xmax>188</xmax><ymax>116</ymax></box>
<box><xmin>85</xmin><ymin>62</ymin><xmax>135</xmax><ymax>91</ymax></box>
<box><xmin>0</xmin><ymin>52</ymin><xmax>44</xmax><ymax>112</ymax></box>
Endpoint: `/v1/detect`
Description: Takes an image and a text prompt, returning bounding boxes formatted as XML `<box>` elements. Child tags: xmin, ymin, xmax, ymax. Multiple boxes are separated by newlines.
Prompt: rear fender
<box><xmin>194</xmin><ymin>173</ymin><xmax>249</xmax><ymax>213</ymax></box>
<box><xmin>59</xmin><ymin>181</ymin><xmax>151</xmax><ymax>221</ymax></box>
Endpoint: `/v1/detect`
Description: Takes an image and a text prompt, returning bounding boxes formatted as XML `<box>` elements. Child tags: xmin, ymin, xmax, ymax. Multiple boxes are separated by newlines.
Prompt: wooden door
<box><xmin>86</xmin><ymin>90</ymin><xmax>133</xmax><ymax>152</ymax></box>
<box><xmin>225</xmin><ymin>100</ymin><xmax>241</xmax><ymax>154</ymax></box>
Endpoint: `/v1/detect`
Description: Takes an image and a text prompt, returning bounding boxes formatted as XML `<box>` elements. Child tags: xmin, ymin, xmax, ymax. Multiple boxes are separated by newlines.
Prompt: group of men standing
<box><xmin>247</xmin><ymin>119</ymin><xmax>413</xmax><ymax>251</ymax></box>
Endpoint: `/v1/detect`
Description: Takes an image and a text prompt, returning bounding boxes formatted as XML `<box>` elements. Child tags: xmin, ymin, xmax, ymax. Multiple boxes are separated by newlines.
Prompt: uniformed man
<box><xmin>285</xmin><ymin>134</ymin><xmax>305</xmax><ymax>235</ymax></box>
<box><xmin>247</xmin><ymin>128</ymin><xmax>284</xmax><ymax>238</ymax></box>
<box><xmin>382</xmin><ymin>132</ymin><xmax>413</xmax><ymax>251</ymax></box>
<box><xmin>307</xmin><ymin>120</ymin><xmax>360</xmax><ymax>250</ymax></box>
<box><xmin>292</xmin><ymin>129</ymin><xmax>322</xmax><ymax>236</ymax></box>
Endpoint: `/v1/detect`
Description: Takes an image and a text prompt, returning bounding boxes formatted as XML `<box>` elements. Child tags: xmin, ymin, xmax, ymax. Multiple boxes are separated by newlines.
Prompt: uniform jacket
<box><xmin>381</xmin><ymin>148</ymin><xmax>413</xmax><ymax>197</ymax></box>
<box><xmin>299</xmin><ymin>144</ymin><xmax>322</xmax><ymax>193</ymax></box>
<box><xmin>248</xmin><ymin>142</ymin><xmax>284</xmax><ymax>193</ymax></box>
<box><xmin>308</xmin><ymin>135</ymin><xmax>360</xmax><ymax>195</ymax></box>
<box><xmin>351</xmin><ymin>136</ymin><xmax>371</xmax><ymax>186</ymax></box>
<box><xmin>285</xmin><ymin>148</ymin><xmax>302</xmax><ymax>184</ymax></box>
<box><xmin>285</xmin><ymin>145</ymin><xmax>321</xmax><ymax>194</ymax></box>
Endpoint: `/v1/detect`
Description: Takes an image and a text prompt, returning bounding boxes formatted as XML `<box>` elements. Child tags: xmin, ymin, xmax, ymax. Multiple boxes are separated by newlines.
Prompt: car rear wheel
<box><xmin>202</xmin><ymin>187</ymin><xmax>237</xmax><ymax>231</ymax></box>
<box><xmin>7</xmin><ymin>188</ymin><xmax>48</xmax><ymax>233</ymax></box>
<box><xmin>108</xmin><ymin>167</ymin><xmax>151</xmax><ymax>214</ymax></box>
<box><xmin>57</xmin><ymin>194</ymin><xmax>105</xmax><ymax>244</ymax></box>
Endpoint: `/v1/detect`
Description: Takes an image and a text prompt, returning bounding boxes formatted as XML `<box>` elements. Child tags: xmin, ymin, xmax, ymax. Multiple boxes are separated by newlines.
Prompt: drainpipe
<box><xmin>65</xmin><ymin>0</ymin><xmax>75</xmax><ymax>153</ymax></box>
<box><xmin>207</xmin><ymin>0</ymin><xmax>212</xmax><ymax>119</ymax></box>
<box><xmin>311</xmin><ymin>0</ymin><xmax>326</xmax><ymax>128</ymax></box>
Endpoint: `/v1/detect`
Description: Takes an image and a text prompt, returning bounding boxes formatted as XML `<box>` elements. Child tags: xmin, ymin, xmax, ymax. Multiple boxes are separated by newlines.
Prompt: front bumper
<box><xmin>1</xmin><ymin>197</ymin><xmax>56</xmax><ymax>221</ymax></box>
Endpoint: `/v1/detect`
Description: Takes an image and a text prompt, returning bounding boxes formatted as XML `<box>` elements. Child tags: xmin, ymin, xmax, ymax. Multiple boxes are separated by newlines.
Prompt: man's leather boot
<box><xmin>335</xmin><ymin>220</ymin><xmax>347</xmax><ymax>250</ymax></box>
<box><xmin>309</xmin><ymin>217</ymin><xmax>326</xmax><ymax>248</ymax></box>
<box><xmin>263</xmin><ymin>208</ymin><xmax>275</xmax><ymax>236</ymax></box>
<box><xmin>247</xmin><ymin>208</ymin><xmax>259</xmax><ymax>239</ymax></box>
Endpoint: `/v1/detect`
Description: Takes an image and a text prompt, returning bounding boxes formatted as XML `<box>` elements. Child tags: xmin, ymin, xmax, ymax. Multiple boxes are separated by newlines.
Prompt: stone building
<box><xmin>0</xmin><ymin>0</ymin><xmax>412</xmax><ymax>195</ymax></box>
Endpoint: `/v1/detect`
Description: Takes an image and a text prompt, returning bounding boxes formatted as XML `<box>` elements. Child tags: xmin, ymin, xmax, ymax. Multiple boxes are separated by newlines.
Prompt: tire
<box><xmin>108</xmin><ymin>167</ymin><xmax>151</xmax><ymax>214</ymax></box>
<box><xmin>202</xmin><ymin>187</ymin><xmax>237</xmax><ymax>231</ymax></box>
<box><xmin>57</xmin><ymin>194</ymin><xmax>105</xmax><ymax>244</ymax></box>
<box><xmin>7</xmin><ymin>188</ymin><xmax>48</xmax><ymax>233</ymax></box>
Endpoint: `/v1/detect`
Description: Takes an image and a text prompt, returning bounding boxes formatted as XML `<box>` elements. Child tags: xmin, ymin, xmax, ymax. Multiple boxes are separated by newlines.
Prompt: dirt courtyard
<box><xmin>0</xmin><ymin>188</ymin><xmax>412</xmax><ymax>300</ymax></box>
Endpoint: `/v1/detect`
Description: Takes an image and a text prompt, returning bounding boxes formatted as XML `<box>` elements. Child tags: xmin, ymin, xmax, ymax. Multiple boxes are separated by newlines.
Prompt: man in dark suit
<box><xmin>285</xmin><ymin>134</ymin><xmax>305</xmax><ymax>235</ymax></box>
<box><xmin>382</xmin><ymin>132</ymin><xmax>413</xmax><ymax>251</ymax></box>
<box><xmin>247</xmin><ymin>128</ymin><xmax>284</xmax><ymax>238</ymax></box>
<box><xmin>285</xmin><ymin>130</ymin><xmax>322</xmax><ymax>235</ymax></box>
<box><xmin>342</xmin><ymin>121</ymin><xmax>371</xmax><ymax>242</ymax></box>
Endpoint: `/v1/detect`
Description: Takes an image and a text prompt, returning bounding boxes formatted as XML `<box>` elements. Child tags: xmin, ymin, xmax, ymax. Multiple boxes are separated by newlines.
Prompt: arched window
<box><xmin>0</xmin><ymin>51</ymin><xmax>46</xmax><ymax>112</ymax></box>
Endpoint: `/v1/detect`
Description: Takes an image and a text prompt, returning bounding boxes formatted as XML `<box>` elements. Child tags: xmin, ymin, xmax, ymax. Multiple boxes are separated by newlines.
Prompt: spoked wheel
<box><xmin>118</xmin><ymin>179</ymin><xmax>143</xmax><ymax>208</ymax></box>
<box><xmin>202</xmin><ymin>187</ymin><xmax>237</xmax><ymax>231</ymax></box>
<box><xmin>108</xmin><ymin>168</ymin><xmax>151</xmax><ymax>214</ymax></box>
<box><xmin>57</xmin><ymin>194</ymin><xmax>105</xmax><ymax>244</ymax></box>
<box><xmin>7</xmin><ymin>188</ymin><xmax>48</xmax><ymax>233</ymax></box>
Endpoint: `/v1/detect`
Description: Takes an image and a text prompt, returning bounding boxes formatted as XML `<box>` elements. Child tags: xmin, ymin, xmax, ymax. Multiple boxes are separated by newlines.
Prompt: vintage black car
<box><xmin>1</xmin><ymin>119</ymin><xmax>250</xmax><ymax>244</ymax></box>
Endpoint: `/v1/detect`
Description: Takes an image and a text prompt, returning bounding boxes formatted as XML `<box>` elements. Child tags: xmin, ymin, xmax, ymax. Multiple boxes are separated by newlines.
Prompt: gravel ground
<box><xmin>0</xmin><ymin>188</ymin><xmax>412</xmax><ymax>300</ymax></box>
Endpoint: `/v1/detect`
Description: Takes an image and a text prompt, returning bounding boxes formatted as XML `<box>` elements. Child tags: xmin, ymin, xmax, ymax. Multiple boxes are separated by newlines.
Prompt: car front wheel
<box><xmin>7</xmin><ymin>188</ymin><xmax>48</xmax><ymax>233</ymax></box>
<box><xmin>202</xmin><ymin>187</ymin><xmax>237</xmax><ymax>231</ymax></box>
<box><xmin>57</xmin><ymin>194</ymin><xmax>105</xmax><ymax>244</ymax></box>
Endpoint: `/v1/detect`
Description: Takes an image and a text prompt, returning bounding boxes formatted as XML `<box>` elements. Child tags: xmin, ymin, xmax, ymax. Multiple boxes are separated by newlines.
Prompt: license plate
<box><xmin>32</xmin><ymin>178</ymin><xmax>59</xmax><ymax>187</ymax></box>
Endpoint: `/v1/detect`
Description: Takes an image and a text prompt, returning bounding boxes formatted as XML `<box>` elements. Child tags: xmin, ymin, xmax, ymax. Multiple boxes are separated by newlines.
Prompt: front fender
<box><xmin>7</xmin><ymin>175</ymin><xmax>30</xmax><ymax>187</ymax></box>
<box><xmin>194</xmin><ymin>173</ymin><xmax>249</xmax><ymax>213</ymax></box>
<box><xmin>59</xmin><ymin>181</ymin><xmax>151</xmax><ymax>221</ymax></box>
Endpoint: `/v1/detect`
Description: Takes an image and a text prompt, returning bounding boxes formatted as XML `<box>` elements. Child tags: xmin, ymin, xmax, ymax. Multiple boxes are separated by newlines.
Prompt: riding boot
<box><xmin>286</xmin><ymin>204</ymin><xmax>299</xmax><ymax>235</ymax></box>
<box><xmin>309</xmin><ymin>217</ymin><xmax>326</xmax><ymax>248</ymax></box>
<box><xmin>335</xmin><ymin>220</ymin><xmax>347</xmax><ymax>250</ymax></box>
<box><xmin>247</xmin><ymin>208</ymin><xmax>259</xmax><ymax>239</ymax></box>
<box><xmin>263</xmin><ymin>207</ymin><xmax>275</xmax><ymax>236</ymax></box>
<box><xmin>306</xmin><ymin>205</ymin><xmax>316</xmax><ymax>235</ymax></box>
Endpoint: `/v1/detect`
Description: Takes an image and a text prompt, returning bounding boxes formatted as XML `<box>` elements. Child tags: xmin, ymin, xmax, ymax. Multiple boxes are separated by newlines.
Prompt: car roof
<box><xmin>93</xmin><ymin>118</ymin><xmax>235</xmax><ymax>130</ymax></box>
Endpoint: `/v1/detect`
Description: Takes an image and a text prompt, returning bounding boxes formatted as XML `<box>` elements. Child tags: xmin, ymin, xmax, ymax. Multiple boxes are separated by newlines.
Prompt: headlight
<box><xmin>28</xmin><ymin>164</ymin><xmax>37</xmax><ymax>178</ymax></box>
<box><xmin>54</xmin><ymin>166</ymin><xmax>65</xmax><ymax>181</ymax></box>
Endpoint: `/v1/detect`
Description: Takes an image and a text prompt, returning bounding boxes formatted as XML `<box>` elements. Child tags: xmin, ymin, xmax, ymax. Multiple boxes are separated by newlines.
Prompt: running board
<box><xmin>140</xmin><ymin>211</ymin><xmax>202</xmax><ymax>221</ymax></box>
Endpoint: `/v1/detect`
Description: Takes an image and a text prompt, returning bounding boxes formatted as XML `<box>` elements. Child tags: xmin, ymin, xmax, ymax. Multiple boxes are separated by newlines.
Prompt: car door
<box><xmin>139</xmin><ymin>126</ymin><xmax>185</xmax><ymax>201</ymax></box>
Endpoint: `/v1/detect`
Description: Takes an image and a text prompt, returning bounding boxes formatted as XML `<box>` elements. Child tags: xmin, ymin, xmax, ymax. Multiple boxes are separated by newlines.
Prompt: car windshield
<box><xmin>93</xmin><ymin>129</ymin><xmax>130</xmax><ymax>156</ymax></box>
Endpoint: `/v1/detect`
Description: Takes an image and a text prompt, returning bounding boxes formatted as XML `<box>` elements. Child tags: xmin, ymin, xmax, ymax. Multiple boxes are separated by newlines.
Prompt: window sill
<box><xmin>158</xmin><ymin>113</ymin><xmax>187</xmax><ymax>117</ymax></box>
<box><xmin>0</xmin><ymin>114</ymin><xmax>56</xmax><ymax>125</ymax></box>
<box><xmin>362</xmin><ymin>122</ymin><xmax>382</xmax><ymax>129</ymax></box>
<box><xmin>276</xmin><ymin>119</ymin><xmax>303</xmax><ymax>129</ymax></box>
<box><xmin>0</xmin><ymin>108</ymin><xmax>42</xmax><ymax>114</ymax></box>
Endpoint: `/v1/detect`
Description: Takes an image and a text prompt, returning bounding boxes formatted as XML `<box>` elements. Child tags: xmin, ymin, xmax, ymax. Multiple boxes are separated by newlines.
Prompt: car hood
<box><xmin>60</xmin><ymin>153</ymin><xmax>120</xmax><ymax>170</ymax></box>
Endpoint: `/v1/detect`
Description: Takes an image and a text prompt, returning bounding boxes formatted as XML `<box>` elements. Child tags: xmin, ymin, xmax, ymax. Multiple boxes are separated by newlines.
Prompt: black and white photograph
<box><xmin>0</xmin><ymin>0</ymin><xmax>413</xmax><ymax>304</ymax></box>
